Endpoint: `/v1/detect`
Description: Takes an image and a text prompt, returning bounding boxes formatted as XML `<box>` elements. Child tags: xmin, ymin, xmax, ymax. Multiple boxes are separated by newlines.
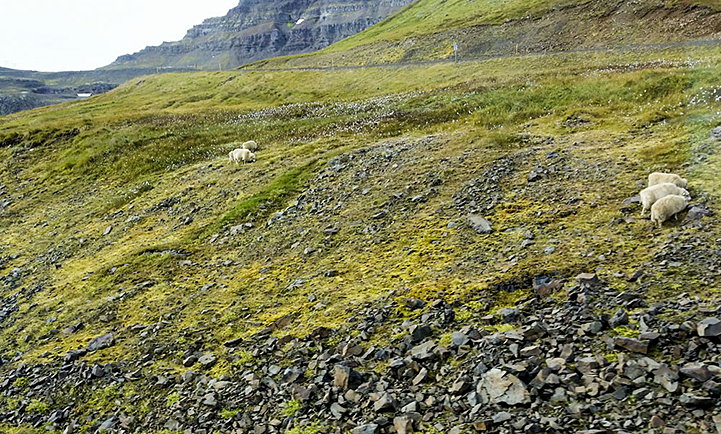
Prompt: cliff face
<box><xmin>108</xmin><ymin>0</ymin><xmax>412</xmax><ymax>69</ymax></box>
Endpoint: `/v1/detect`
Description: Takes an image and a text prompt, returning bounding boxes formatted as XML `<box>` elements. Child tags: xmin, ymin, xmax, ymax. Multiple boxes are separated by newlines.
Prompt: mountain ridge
<box><xmin>106</xmin><ymin>0</ymin><xmax>413</xmax><ymax>70</ymax></box>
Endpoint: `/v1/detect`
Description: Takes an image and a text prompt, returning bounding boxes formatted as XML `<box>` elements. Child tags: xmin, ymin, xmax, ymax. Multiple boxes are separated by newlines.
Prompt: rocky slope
<box><xmin>2</xmin><ymin>15</ymin><xmax>721</xmax><ymax>434</ymax></box>
<box><xmin>253</xmin><ymin>0</ymin><xmax>721</xmax><ymax>68</ymax></box>
<box><xmin>107</xmin><ymin>0</ymin><xmax>413</xmax><ymax>70</ymax></box>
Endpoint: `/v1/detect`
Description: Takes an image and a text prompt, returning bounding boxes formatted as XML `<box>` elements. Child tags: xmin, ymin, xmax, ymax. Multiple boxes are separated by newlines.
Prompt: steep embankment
<box><xmin>251</xmin><ymin>0</ymin><xmax>721</xmax><ymax>67</ymax></box>
<box><xmin>106</xmin><ymin>0</ymin><xmax>413</xmax><ymax>70</ymax></box>
<box><xmin>2</xmin><ymin>42</ymin><xmax>721</xmax><ymax>433</ymax></box>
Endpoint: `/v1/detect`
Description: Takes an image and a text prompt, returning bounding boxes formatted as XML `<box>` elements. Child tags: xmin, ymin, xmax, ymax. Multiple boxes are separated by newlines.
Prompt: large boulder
<box><xmin>477</xmin><ymin>368</ymin><xmax>530</xmax><ymax>405</ymax></box>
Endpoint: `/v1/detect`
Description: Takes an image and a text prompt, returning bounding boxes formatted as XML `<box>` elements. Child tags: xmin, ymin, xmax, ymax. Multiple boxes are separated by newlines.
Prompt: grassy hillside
<box><xmin>2</xmin><ymin>41</ymin><xmax>721</xmax><ymax>432</ymax></box>
<box><xmin>251</xmin><ymin>0</ymin><xmax>721</xmax><ymax>68</ymax></box>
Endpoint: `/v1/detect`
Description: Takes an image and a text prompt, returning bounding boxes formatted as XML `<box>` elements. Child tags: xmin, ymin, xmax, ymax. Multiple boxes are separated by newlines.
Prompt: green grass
<box><xmin>1</xmin><ymin>42</ymin><xmax>721</xmax><ymax>433</ymax></box>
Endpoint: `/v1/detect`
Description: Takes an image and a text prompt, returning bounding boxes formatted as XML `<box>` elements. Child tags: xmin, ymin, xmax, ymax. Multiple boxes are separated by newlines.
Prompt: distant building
<box><xmin>77</xmin><ymin>93</ymin><xmax>92</xmax><ymax>98</ymax></box>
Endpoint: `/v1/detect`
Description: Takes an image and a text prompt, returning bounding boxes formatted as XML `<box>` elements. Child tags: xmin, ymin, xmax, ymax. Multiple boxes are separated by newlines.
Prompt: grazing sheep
<box><xmin>639</xmin><ymin>183</ymin><xmax>690</xmax><ymax>216</ymax></box>
<box><xmin>229</xmin><ymin>148</ymin><xmax>256</xmax><ymax>165</ymax></box>
<box><xmin>651</xmin><ymin>194</ymin><xmax>688</xmax><ymax>227</ymax></box>
<box><xmin>648</xmin><ymin>172</ymin><xmax>688</xmax><ymax>188</ymax></box>
<box><xmin>241</xmin><ymin>140</ymin><xmax>259</xmax><ymax>152</ymax></box>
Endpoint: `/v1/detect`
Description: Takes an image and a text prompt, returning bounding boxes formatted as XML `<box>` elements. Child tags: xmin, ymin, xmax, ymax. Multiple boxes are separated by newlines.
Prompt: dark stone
<box><xmin>405</xmin><ymin>298</ymin><xmax>426</xmax><ymax>310</ymax></box>
<box><xmin>609</xmin><ymin>308</ymin><xmax>629</xmax><ymax>328</ymax></box>
<box><xmin>410</xmin><ymin>325</ymin><xmax>432</xmax><ymax>343</ymax></box>
<box><xmin>680</xmin><ymin>363</ymin><xmax>713</xmax><ymax>382</ymax></box>
<box><xmin>615</xmin><ymin>337</ymin><xmax>648</xmax><ymax>354</ymax></box>
<box><xmin>497</xmin><ymin>307</ymin><xmax>518</xmax><ymax>324</ymax></box>
<box><xmin>223</xmin><ymin>337</ymin><xmax>243</xmax><ymax>347</ymax></box>
<box><xmin>698</xmin><ymin>317</ymin><xmax>721</xmax><ymax>337</ymax></box>
<box><xmin>62</xmin><ymin>349</ymin><xmax>86</xmax><ymax>363</ymax></box>
<box><xmin>334</xmin><ymin>365</ymin><xmax>362</xmax><ymax>389</ymax></box>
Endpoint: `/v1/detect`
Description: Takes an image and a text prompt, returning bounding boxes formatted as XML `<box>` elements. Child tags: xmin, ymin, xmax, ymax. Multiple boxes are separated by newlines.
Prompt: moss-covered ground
<box><xmin>1</xmin><ymin>43</ymin><xmax>721</xmax><ymax>432</ymax></box>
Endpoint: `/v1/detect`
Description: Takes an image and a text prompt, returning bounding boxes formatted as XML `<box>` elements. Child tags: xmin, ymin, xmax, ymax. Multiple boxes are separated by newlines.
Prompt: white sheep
<box><xmin>241</xmin><ymin>140</ymin><xmax>259</xmax><ymax>152</ymax></box>
<box><xmin>639</xmin><ymin>183</ymin><xmax>690</xmax><ymax>216</ymax></box>
<box><xmin>229</xmin><ymin>148</ymin><xmax>256</xmax><ymax>165</ymax></box>
<box><xmin>651</xmin><ymin>194</ymin><xmax>688</xmax><ymax>227</ymax></box>
<box><xmin>648</xmin><ymin>172</ymin><xmax>688</xmax><ymax>189</ymax></box>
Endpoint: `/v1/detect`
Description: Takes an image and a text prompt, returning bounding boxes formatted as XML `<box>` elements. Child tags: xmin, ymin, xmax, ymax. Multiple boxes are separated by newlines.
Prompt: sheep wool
<box><xmin>242</xmin><ymin>140</ymin><xmax>259</xmax><ymax>152</ymax></box>
<box><xmin>648</xmin><ymin>172</ymin><xmax>688</xmax><ymax>188</ymax></box>
<box><xmin>650</xmin><ymin>194</ymin><xmax>688</xmax><ymax>228</ymax></box>
<box><xmin>639</xmin><ymin>183</ymin><xmax>689</xmax><ymax>216</ymax></box>
<box><xmin>229</xmin><ymin>148</ymin><xmax>256</xmax><ymax>164</ymax></box>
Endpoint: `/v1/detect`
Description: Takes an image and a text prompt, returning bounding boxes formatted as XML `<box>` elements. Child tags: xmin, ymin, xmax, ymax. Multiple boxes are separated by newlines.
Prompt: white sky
<box><xmin>0</xmin><ymin>0</ymin><xmax>239</xmax><ymax>72</ymax></box>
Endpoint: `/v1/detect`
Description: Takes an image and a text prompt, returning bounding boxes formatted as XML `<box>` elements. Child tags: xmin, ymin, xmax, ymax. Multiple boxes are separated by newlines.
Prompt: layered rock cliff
<box><xmin>107</xmin><ymin>0</ymin><xmax>413</xmax><ymax>70</ymax></box>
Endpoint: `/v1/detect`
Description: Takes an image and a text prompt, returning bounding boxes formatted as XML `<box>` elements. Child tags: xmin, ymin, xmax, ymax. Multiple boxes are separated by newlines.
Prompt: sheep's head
<box><xmin>681</xmin><ymin>178</ymin><xmax>688</xmax><ymax>189</ymax></box>
<box><xmin>249</xmin><ymin>152</ymin><xmax>256</xmax><ymax>162</ymax></box>
<box><xmin>680</xmin><ymin>188</ymin><xmax>691</xmax><ymax>200</ymax></box>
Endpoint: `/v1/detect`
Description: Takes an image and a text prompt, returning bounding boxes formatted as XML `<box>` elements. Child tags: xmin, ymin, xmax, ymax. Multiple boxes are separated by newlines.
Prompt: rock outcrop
<box><xmin>108</xmin><ymin>0</ymin><xmax>413</xmax><ymax>70</ymax></box>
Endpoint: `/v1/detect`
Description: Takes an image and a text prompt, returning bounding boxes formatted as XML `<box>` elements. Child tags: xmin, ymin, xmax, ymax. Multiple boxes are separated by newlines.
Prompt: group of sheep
<box><xmin>228</xmin><ymin>140</ymin><xmax>259</xmax><ymax>165</ymax></box>
<box><xmin>639</xmin><ymin>172</ymin><xmax>690</xmax><ymax>228</ymax></box>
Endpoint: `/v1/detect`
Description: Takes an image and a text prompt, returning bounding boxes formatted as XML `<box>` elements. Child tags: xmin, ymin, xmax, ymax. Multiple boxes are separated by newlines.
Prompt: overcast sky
<box><xmin>0</xmin><ymin>0</ymin><xmax>239</xmax><ymax>72</ymax></box>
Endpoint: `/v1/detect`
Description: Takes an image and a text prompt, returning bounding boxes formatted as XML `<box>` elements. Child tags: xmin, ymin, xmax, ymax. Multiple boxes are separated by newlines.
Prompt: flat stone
<box><xmin>698</xmin><ymin>317</ymin><xmax>721</xmax><ymax>337</ymax></box>
<box><xmin>87</xmin><ymin>333</ymin><xmax>114</xmax><ymax>351</ymax></box>
<box><xmin>451</xmin><ymin>331</ymin><xmax>469</xmax><ymax>347</ymax></box>
<box><xmin>574</xmin><ymin>273</ymin><xmax>599</xmax><ymax>286</ymax></box>
<box><xmin>466</xmin><ymin>215</ymin><xmax>493</xmax><ymax>234</ymax></box>
<box><xmin>374</xmin><ymin>392</ymin><xmax>395</xmax><ymax>412</ymax></box>
<box><xmin>492</xmin><ymin>411</ymin><xmax>512</xmax><ymax>423</ymax></box>
<box><xmin>411</xmin><ymin>340</ymin><xmax>437</xmax><ymax>360</ymax></box>
<box><xmin>477</xmin><ymin>368</ymin><xmax>530</xmax><ymax>405</ymax></box>
<box><xmin>353</xmin><ymin>425</ymin><xmax>379</xmax><ymax>434</ymax></box>
<box><xmin>680</xmin><ymin>363</ymin><xmax>714</xmax><ymax>382</ymax></box>
<box><xmin>650</xmin><ymin>415</ymin><xmax>665</xmax><ymax>428</ymax></box>
<box><xmin>615</xmin><ymin>337</ymin><xmax>648</xmax><ymax>354</ymax></box>
<box><xmin>394</xmin><ymin>416</ymin><xmax>414</xmax><ymax>434</ymax></box>
<box><xmin>198</xmin><ymin>353</ymin><xmax>218</xmax><ymax>368</ymax></box>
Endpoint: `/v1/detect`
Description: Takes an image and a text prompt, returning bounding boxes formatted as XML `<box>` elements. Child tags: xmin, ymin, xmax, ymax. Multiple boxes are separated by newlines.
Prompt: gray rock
<box><xmin>87</xmin><ymin>333</ymin><xmax>114</xmax><ymax>351</ymax></box>
<box><xmin>711</xmin><ymin>126</ymin><xmax>721</xmax><ymax>140</ymax></box>
<box><xmin>680</xmin><ymin>363</ymin><xmax>714</xmax><ymax>382</ymax></box>
<box><xmin>528</xmin><ymin>166</ymin><xmax>549</xmax><ymax>182</ymax></box>
<box><xmin>91</xmin><ymin>364</ymin><xmax>105</xmax><ymax>378</ymax></box>
<box><xmin>492</xmin><ymin>411</ymin><xmax>512</xmax><ymax>423</ymax></box>
<box><xmin>394</xmin><ymin>416</ymin><xmax>414</xmax><ymax>434</ymax></box>
<box><xmin>411</xmin><ymin>340</ymin><xmax>437</xmax><ymax>360</ymax></box>
<box><xmin>374</xmin><ymin>392</ymin><xmax>395</xmax><ymax>412</ymax></box>
<box><xmin>334</xmin><ymin>365</ymin><xmax>361</xmax><ymax>389</ymax></box>
<box><xmin>410</xmin><ymin>324</ymin><xmax>432</xmax><ymax>343</ymax></box>
<box><xmin>330</xmin><ymin>402</ymin><xmax>346</xmax><ymax>418</ymax></box>
<box><xmin>698</xmin><ymin>317</ymin><xmax>721</xmax><ymax>337</ymax></box>
<box><xmin>686</xmin><ymin>206</ymin><xmax>714</xmax><ymax>221</ymax></box>
<box><xmin>353</xmin><ymin>424</ymin><xmax>379</xmax><ymax>434</ymax></box>
<box><xmin>497</xmin><ymin>307</ymin><xmax>518</xmax><ymax>323</ymax></box>
<box><xmin>98</xmin><ymin>416</ymin><xmax>118</xmax><ymax>432</ymax></box>
<box><xmin>580</xmin><ymin>321</ymin><xmax>603</xmax><ymax>335</ymax></box>
<box><xmin>103</xmin><ymin>226</ymin><xmax>113</xmax><ymax>236</ymax></box>
<box><xmin>451</xmin><ymin>331</ymin><xmax>469</xmax><ymax>347</ymax></box>
<box><xmin>679</xmin><ymin>393</ymin><xmax>714</xmax><ymax>406</ymax></box>
<box><xmin>477</xmin><ymin>368</ymin><xmax>530</xmax><ymax>405</ymax></box>
<box><xmin>198</xmin><ymin>353</ymin><xmax>218</xmax><ymax>368</ymax></box>
<box><xmin>622</xmin><ymin>195</ymin><xmax>641</xmax><ymax>205</ymax></box>
<box><xmin>202</xmin><ymin>393</ymin><xmax>218</xmax><ymax>407</ymax></box>
<box><xmin>609</xmin><ymin>308</ymin><xmax>629</xmax><ymax>328</ymax></box>
<box><xmin>466</xmin><ymin>215</ymin><xmax>493</xmax><ymax>234</ymax></box>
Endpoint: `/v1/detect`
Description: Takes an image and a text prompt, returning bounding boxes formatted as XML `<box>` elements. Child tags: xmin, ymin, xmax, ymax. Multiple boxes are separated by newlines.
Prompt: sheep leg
<box><xmin>640</xmin><ymin>206</ymin><xmax>646</xmax><ymax>217</ymax></box>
